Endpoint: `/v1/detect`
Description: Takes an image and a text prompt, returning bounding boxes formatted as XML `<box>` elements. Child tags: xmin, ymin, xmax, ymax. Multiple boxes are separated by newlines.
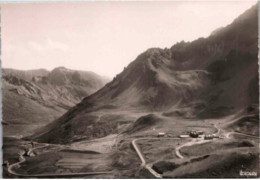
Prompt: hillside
<box><xmin>2</xmin><ymin>67</ymin><xmax>109</xmax><ymax>137</ymax></box>
<box><xmin>32</xmin><ymin>4</ymin><xmax>258</xmax><ymax>144</ymax></box>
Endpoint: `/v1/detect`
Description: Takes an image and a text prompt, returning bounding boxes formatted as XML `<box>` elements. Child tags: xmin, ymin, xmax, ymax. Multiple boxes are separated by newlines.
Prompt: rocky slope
<box><xmin>32</xmin><ymin>4</ymin><xmax>258</xmax><ymax>143</ymax></box>
<box><xmin>2</xmin><ymin>67</ymin><xmax>109</xmax><ymax>137</ymax></box>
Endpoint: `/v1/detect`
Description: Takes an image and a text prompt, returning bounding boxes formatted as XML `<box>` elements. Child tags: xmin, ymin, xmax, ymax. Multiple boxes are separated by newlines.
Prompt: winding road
<box><xmin>7</xmin><ymin>142</ymin><xmax>112</xmax><ymax>178</ymax></box>
<box><xmin>132</xmin><ymin>138</ymin><xmax>180</xmax><ymax>178</ymax></box>
<box><xmin>8</xmin><ymin>118</ymin><xmax>259</xmax><ymax>178</ymax></box>
<box><xmin>132</xmin><ymin>121</ymin><xmax>259</xmax><ymax>178</ymax></box>
<box><xmin>175</xmin><ymin>123</ymin><xmax>223</xmax><ymax>159</ymax></box>
<box><xmin>214</xmin><ymin>120</ymin><xmax>259</xmax><ymax>140</ymax></box>
<box><xmin>175</xmin><ymin>138</ymin><xmax>210</xmax><ymax>159</ymax></box>
<box><xmin>8</xmin><ymin>143</ymin><xmax>49</xmax><ymax>177</ymax></box>
<box><xmin>225</xmin><ymin>132</ymin><xmax>260</xmax><ymax>139</ymax></box>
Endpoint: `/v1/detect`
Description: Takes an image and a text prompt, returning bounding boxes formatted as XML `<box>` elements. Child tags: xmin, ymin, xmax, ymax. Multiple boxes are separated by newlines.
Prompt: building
<box><xmin>189</xmin><ymin>131</ymin><xmax>199</xmax><ymax>138</ymax></box>
<box><xmin>204</xmin><ymin>134</ymin><xmax>214</xmax><ymax>140</ymax></box>
<box><xmin>157</xmin><ymin>132</ymin><xmax>165</xmax><ymax>137</ymax></box>
<box><xmin>212</xmin><ymin>134</ymin><xmax>219</xmax><ymax>138</ymax></box>
<box><xmin>179</xmin><ymin>135</ymin><xmax>190</xmax><ymax>138</ymax></box>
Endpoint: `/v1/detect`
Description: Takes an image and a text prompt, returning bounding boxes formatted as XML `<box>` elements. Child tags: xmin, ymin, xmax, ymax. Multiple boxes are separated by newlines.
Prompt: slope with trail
<box><xmin>32</xmin><ymin>4</ymin><xmax>258</xmax><ymax>145</ymax></box>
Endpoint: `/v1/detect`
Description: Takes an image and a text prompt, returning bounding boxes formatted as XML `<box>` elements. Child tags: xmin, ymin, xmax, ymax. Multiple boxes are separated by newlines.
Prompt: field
<box><xmin>3</xmin><ymin>111</ymin><xmax>259</xmax><ymax>178</ymax></box>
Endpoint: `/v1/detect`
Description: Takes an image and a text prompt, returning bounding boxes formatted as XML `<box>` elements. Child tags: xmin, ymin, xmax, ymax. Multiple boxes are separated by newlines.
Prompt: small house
<box><xmin>204</xmin><ymin>134</ymin><xmax>214</xmax><ymax>140</ymax></box>
<box><xmin>189</xmin><ymin>131</ymin><xmax>199</xmax><ymax>138</ymax></box>
<box><xmin>179</xmin><ymin>135</ymin><xmax>190</xmax><ymax>138</ymax></box>
<box><xmin>157</xmin><ymin>132</ymin><xmax>165</xmax><ymax>137</ymax></box>
<box><xmin>212</xmin><ymin>134</ymin><xmax>219</xmax><ymax>138</ymax></box>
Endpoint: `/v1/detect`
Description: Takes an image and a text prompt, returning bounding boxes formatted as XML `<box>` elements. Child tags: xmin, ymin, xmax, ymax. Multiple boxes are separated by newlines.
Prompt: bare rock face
<box><xmin>2</xmin><ymin>67</ymin><xmax>109</xmax><ymax>137</ymax></box>
<box><xmin>32</xmin><ymin>4</ymin><xmax>258</xmax><ymax>144</ymax></box>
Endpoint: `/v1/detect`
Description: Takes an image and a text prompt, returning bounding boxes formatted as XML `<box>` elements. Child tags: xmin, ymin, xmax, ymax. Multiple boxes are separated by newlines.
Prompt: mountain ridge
<box><xmin>2</xmin><ymin>67</ymin><xmax>110</xmax><ymax>137</ymax></box>
<box><xmin>31</xmin><ymin>4</ymin><xmax>259</xmax><ymax>144</ymax></box>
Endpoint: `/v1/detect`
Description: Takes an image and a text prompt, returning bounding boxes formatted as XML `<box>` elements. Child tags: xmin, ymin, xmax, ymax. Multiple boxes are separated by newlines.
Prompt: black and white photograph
<box><xmin>0</xmin><ymin>1</ymin><xmax>259</xmax><ymax>178</ymax></box>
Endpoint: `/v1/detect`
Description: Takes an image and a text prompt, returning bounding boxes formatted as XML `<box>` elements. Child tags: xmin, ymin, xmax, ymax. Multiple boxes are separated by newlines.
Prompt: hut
<box><xmin>157</xmin><ymin>132</ymin><xmax>165</xmax><ymax>137</ymax></box>
<box><xmin>189</xmin><ymin>131</ymin><xmax>199</xmax><ymax>138</ymax></box>
<box><xmin>179</xmin><ymin>135</ymin><xmax>190</xmax><ymax>138</ymax></box>
<box><xmin>204</xmin><ymin>134</ymin><xmax>214</xmax><ymax>140</ymax></box>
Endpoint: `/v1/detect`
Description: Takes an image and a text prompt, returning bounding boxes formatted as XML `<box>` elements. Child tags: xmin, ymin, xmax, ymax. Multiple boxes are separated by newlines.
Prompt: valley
<box><xmin>3</xmin><ymin>111</ymin><xmax>259</xmax><ymax>178</ymax></box>
<box><xmin>2</xmin><ymin>67</ymin><xmax>109</xmax><ymax>137</ymax></box>
<box><xmin>2</xmin><ymin>3</ymin><xmax>259</xmax><ymax>179</ymax></box>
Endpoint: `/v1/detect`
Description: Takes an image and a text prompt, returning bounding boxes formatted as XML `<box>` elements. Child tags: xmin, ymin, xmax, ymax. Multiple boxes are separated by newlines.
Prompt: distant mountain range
<box><xmin>30</xmin><ymin>4</ymin><xmax>259</xmax><ymax>143</ymax></box>
<box><xmin>2</xmin><ymin>67</ymin><xmax>109</xmax><ymax>137</ymax></box>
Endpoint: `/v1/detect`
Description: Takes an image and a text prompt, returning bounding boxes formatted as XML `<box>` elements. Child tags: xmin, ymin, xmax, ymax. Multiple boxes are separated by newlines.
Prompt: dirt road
<box><xmin>176</xmin><ymin>122</ymin><xmax>259</xmax><ymax>159</ymax></box>
<box><xmin>8</xmin><ymin>143</ymin><xmax>49</xmax><ymax>176</ymax></box>
<box><xmin>132</xmin><ymin>137</ymin><xmax>180</xmax><ymax>178</ymax></box>
<box><xmin>7</xmin><ymin>142</ymin><xmax>112</xmax><ymax>178</ymax></box>
<box><xmin>175</xmin><ymin>137</ymin><xmax>211</xmax><ymax>159</ymax></box>
<box><xmin>226</xmin><ymin>132</ymin><xmax>260</xmax><ymax>139</ymax></box>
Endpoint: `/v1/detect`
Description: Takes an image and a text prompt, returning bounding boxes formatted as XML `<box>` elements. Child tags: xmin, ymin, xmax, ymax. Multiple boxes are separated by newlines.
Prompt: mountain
<box><xmin>2</xmin><ymin>67</ymin><xmax>109</xmax><ymax>137</ymax></box>
<box><xmin>2</xmin><ymin>68</ymin><xmax>49</xmax><ymax>81</ymax></box>
<box><xmin>32</xmin><ymin>4</ymin><xmax>258</xmax><ymax>144</ymax></box>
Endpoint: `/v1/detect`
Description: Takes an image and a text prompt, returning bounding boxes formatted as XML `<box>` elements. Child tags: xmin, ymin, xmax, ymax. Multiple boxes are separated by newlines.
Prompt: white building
<box><xmin>157</xmin><ymin>132</ymin><xmax>165</xmax><ymax>137</ymax></box>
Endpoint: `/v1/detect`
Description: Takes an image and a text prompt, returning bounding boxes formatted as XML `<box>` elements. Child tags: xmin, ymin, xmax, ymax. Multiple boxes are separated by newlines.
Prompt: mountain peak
<box><xmin>51</xmin><ymin>66</ymin><xmax>71</xmax><ymax>72</ymax></box>
<box><xmin>32</xmin><ymin>4</ymin><xmax>258</xmax><ymax>144</ymax></box>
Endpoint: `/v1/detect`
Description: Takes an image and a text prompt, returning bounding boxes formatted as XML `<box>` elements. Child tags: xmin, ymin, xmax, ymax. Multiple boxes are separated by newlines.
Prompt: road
<box><xmin>175</xmin><ymin>123</ymin><xmax>222</xmax><ymax>159</ymax></box>
<box><xmin>214</xmin><ymin>119</ymin><xmax>259</xmax><ymax>140</ymax></box>
<box><xmin>218</xmin><ymin>113</ymin><xmax>260</xmax><ymax>140</ymax></box>
<box><xmin>8</xmin><ymin>119</ymin><xmax>259</xmax><ymax>178</ymax></box>
<box><xmin>226</xmin><ymin>132</ymin><xmax>260</xmax><ymax>139</ymax></box>
<box><xmin>175</xmin><ymin>137</ymin><xmax>211</xmax><ymax>159</ymax></box>
<box><xmin>176</xmin><ymin>122</ymin><xmax>259</xmax><ymax>159</ymax></box>
<box><xmin>7</xmin><ymin>142</ymin><xmax>112</xmax><ymax>178</ymax></box>
<box><xmin>8</xmin><ymin>143</ymin><xmax>49</xmax><ymax>176</ymax></box>
<box><xmin>132</xmin><ymin>137</ymin><xmax>180</xmax><ymax>178</ymax></box>
<box><xmin>132</xmin><ymin>116</ymin><xmax>260</xmax><ymax>177</ymax></box>
<box><xmin>132</xmin><ymin>136</ymin><xmax>211</xmax><ymax>176</ymax></box>
<box><xmin>7</xmin><ymin>154</ymin><xmax>26</xmax><ymax>176</ymax></box>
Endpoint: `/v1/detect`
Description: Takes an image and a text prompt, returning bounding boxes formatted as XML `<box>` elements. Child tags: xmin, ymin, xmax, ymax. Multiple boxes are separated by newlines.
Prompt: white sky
<box><xmin>1</xmin><ymin>1</ymin><xmax>257</xmax><ymax>78</ymax></box>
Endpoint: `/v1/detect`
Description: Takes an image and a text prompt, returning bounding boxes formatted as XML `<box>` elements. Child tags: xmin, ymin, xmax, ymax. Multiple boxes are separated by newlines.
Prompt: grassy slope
<box><xmin>31</xmin><ymin>4</ymin><xmax>259</xmax><ymax>144</ymax></box>
<box><xmin>2</xmin><ymin>67</ymin><xmax>109</xmax><ymax>137</ymax></box>
<box><xmin>2</xmin><ymin>83</ymin><xmax>64</xmax><ymax>137</ymax></box>
<box><xmin>163</xmin><ymin>150</ymin><xmax>259</xmax><ymax>178</ymax></box>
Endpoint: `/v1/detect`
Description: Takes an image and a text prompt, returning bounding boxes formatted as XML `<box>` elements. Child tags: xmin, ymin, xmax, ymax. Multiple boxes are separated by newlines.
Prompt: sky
<box><xmin>1</xmin><ymin>1</ymin><xmax>257</xmax><ymax>78</ymax></box>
